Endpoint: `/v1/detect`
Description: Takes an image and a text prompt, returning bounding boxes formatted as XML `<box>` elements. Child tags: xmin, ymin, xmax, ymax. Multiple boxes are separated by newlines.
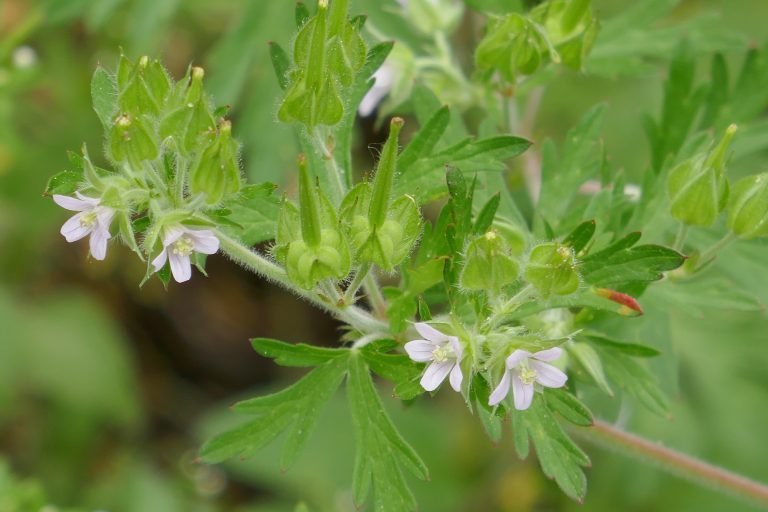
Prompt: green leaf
<box><xmin>583</xmin><ymin>334</ymin><xmax>661</xmax><ymax>358</ymax></box>
<box><xmin>348</xmin><ymin>353</ymin><xmax>428</xmax><ymax>512</ymax></box>
<box><xmin>473</xmin><ymin>193</ymin><xmax>501</xmax><ymax>235</ymax></box>
<box><xmin>579</xmin><ymin>240</ymin><xmax>685</xmax><ymax>290</ymax></box>
<box><xmin>395</xmin><ymin>135</ymin><xmax>531</xmax><ymax>202</ymax></box>
<box><xmin>44</xmin><ymin>170</ymin><xmax>83</xmax><ymax>197</ymax></box>
<box><xmin>562</xmin><ymin>220</ymin><xmax>596</xmax><ymax>254</ymax></box>
<box><xmin>251</xmin><ymin>338</ymin><xmax>348</xmax><ymax>367</ymax></box>
<box><xmin>600</xmin><ymin>347</ymin><xmax>670</xmax><ymax>416</ymax></box>
<box><xmin>219</xmin><ymin>183</ymin><xmax>281</xmax><ymax>245</ymax></box>
<box><xmin>397</xmin><ymin>105</ymin><xmax>450</xmax><ymax>172</ymax></box>
<box><xmin>269</xmin><ymin>41</ymin><xmax>292</xmax><ymax>91</ymax></box>
<box><xmin>505</xmin><ymin>289</ymin><xmax>644</xmax><ymax>320</ymax></box>
<box><xmin>200</xmin><ymin>354</ymin><xmax>348</xmax><ymax>467</ymax></box>
<box><xmin>361</xmin><ymin>344</ymin><xmax>423</xmax><ymax>401</ymax></box>
<box><xmin>568</xmin><ymin>342</ymin><xmax>613</xmax><ymax>396</ymax></box>
<box><xmin>536</xmin><ymin>105</ymin><xmax>605</xmax><ymax>235</ymax></box>
<box><xmin>544</xmin><ymin>388</ymin><xmax>594</xmax><ymax>427</ymax></box>
<box><xmin>91</xmin><ymin>66</ymin><xmax>117</xmax><ymax>129</ymax></box>
<box><xmin>295</xmin><ymin>1</ymin><xmax>310</xmax><ymax>28</ymax></box>
<box><xmin>511</xmin><ymin>396</ymin><xmax>590</xmax><ymax>501</ymax></box>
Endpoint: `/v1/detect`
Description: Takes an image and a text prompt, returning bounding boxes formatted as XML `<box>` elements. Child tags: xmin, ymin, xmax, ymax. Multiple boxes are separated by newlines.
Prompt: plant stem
<box><xmin>362</xmin><ymin>271</ymin><xmax>388</xmax><ymax>319</ymax></box>
<box><xmin>344</xmin><ymin>262</ymin><xmax>372</xmax><ymax>305</ymax></box>
<box><xmin>673</xmin><ymin>223</ymin><xmax>688</xmax><ymax>252</ymax></box>
<box><xmin>697</xmin><ymin>232</ymin><xmax>737</xmax><ymax>269</ymax></box>
<box><xmin>581</xmin><ymin>419</ymin><xmax>768</xmax><ymax>508</ymax></box>
<box><xmin>216</xmin><ymin>230</ymin><xmax>386</xmax><ymax>334</ymax></box>
<box><xmin>313</xmin><ymin>129</ymin><xmax>347</xmax><ymax>206</ymax></box>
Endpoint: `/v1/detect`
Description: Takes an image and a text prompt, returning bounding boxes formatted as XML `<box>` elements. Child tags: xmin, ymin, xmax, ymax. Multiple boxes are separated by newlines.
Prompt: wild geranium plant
<box><xmin>45</xmin><ymin>0</ymin><xmax>768</xmax><ymax>509</ymax></box>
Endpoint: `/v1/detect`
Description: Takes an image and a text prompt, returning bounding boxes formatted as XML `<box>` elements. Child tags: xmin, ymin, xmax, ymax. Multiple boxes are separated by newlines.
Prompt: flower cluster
<box><xmin>405</xmin><ymin>322</ymin><xmax>568</xmax><ymax>411</ymax></box>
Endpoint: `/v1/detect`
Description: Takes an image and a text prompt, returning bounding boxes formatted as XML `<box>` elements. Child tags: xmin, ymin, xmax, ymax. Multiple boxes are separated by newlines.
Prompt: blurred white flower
<box><xmin>53</xmin><ymin>192</ymin><xmax>115</xmax><ymax>260</ymax></box>
<box><xmin>405</xmin><ymin>322</ymin><xmax>463</xmax><ymax>392</ymax></box>
<box><xmin>12</xmin><ymin>46</ymin><xmax>37</xmax><ymax>69</ymax></box>
<box><xmin>359</xmin><ymin>63</ymin><xmax>396</xmax><ymax>117</ymax></box>
<box><xmin>489</xmin><ymin>347</ymin><xmax>567</xmax><ymax>410</ymax></box>
<box><xmin>152</xmin><ymin>226</ymin><xmax>220</xmax><ymax>283</ymax></box>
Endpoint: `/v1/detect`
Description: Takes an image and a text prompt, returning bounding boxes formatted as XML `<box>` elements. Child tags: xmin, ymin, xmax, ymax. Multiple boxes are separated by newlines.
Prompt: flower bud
<box><xmin>727</xmin><ymin>173</ymin><xmax>768</xmax><ymax>239</ymax></box>
<box><xmin>532</xmin><ymin>0</ymin><xmax>598</xmax><ymax>70</ymax></box>
<box><xmin>398</xmin><ymin>0</ymin><xmax>463</xmax><ymax>37</ymax></box>
<box><xmin>667</xmin><ymin>124</ymin><xmax>736</xmax><ymax>227</ymax></box>
<box><xmin>475</xmin><ymin>14</ymin><xmax>551</xmax><ymax>82</ymax></box>
<box><xmin>460</xmin><ymin>231</ymin><xmax>520</xmax><ymax>292</ymax></box>
<box><xmin>109</xmin><ymin>114</ymin><xmax>158</xmax><ymax>165</ymax></box>
<box><xmin>524</xmin><ymin>242</ymin><xmax>579</xmax><ymax>297</ymax></box>
<box><xmin>188</xmin><ymin>120</ymin><xmax>241</xmax><ymax>205</ymax></box>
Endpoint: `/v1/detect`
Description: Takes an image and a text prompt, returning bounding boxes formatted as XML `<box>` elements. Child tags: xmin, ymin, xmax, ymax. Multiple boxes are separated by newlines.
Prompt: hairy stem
<box><xmin>216</xmin><ymin>230</ymin><xmax>386</xmax><ymax>334</ymax></box>
<box><xmin>696</xmin><ymin>232</ymin><xmax>737</xmax><ymax>269</ymax></box>
<box><xmin>673</xmin><ymin>223</ymin><xmax>688</xmax><ymax>252</ymax></box>
<box><xmin>362</xmin><ymin>271</ymin><xmax>388</xmax><ymax>319</ymax></box>
<box><xmin>343</xmin><ymin>262</ymin><xmax>372</xmax><ymax>305</ymax></box>
<box><xmin>581</xmin><ymin>419</ymin><xmax>768</xmax><ymax>508</ymax></box>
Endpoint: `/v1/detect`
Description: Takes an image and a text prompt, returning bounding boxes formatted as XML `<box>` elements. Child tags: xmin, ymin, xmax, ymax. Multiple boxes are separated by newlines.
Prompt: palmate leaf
<box><xmin>199</xmin><ymin>353</ymin><xmax>348</xmax><ymax>468</ymax></box>
<box><xmin>348</xmin><ymin>353</ymin><xmax>428</xmax><ymax>512</ymax></box>
<box><xmin>578</xmin><ymin>232</ymin><xmax>685</xmax><ymax>291</ymax></box>
<box><xmin>510</xmin><ymin>394</ymin><xmax>591</xmax><ymax>501</ymax></box>
<box><xmin>217</xmin><ymin>183</ymin><xmax>281</xmax><ymax>245</ymax></box>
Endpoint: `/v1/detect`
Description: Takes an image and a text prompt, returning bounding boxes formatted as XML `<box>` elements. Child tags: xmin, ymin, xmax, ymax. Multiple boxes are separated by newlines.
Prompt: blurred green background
<box><xmin>1</xmin><ymin>0</ymin><xmax>767</xmax><ymax>510</ymax></box>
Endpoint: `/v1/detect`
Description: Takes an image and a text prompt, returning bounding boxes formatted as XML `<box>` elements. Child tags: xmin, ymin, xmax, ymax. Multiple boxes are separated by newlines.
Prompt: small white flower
<box><xmin>151</xmin><ymin>225</ymin><xmax>220</xmax><ymax>283</ymax></box>
<box><xmin>405</xmin><ymin>322</ymin><xmax>463</xmax><ymax>392</ymax></box>
<box><xmin>358</xmin><ymin>63</ymin><xmax>396</xmax><ymax>117</ymax></box>
<box><xmin>489</xmin><ymin>347</ymin><xmax>567</xmax><ymax>410</ymax></box>
<box><xmin>53</xmin><ymin>192</ymin><xmax>115</xmax><ymax>261</ymax></box>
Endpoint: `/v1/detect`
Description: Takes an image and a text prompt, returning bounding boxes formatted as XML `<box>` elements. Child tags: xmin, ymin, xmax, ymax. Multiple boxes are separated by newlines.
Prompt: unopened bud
<box><xmin>460</xmin><ymin>231</ymin><xmax>520</xmax><ymax>292</ymax></box>
<box><xmin>727</xmin><ymin>173</ymin><xmax>768</xmax><ymax>239</ymax></box>
<box><xmin>524</xmin><ymin>242</ymin><xmax>579</xmax><ymax>297</ymax></box>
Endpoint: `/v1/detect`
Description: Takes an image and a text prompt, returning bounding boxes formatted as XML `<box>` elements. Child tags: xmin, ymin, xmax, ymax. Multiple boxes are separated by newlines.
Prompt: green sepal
<box><xmin>109</xmin><ymin>114</ymin><xmax>158</xmax><ymax>164</ymax></box>
<box><xmin>460</xmin><ymin>231</ymin><xmax>520</xmax><ymax>293</ymax></box>
<box><xmin>475</xmin><ymin>14</ymin><xmax>551</xmax><ymax>82</ymax></box>
<box><xmin>727</xmin><ymin>173</ymin><xmax>768</xmax><ymax>239</ymax></box>
<box><xmin>188</xmin><ymin>121</ymin><xmax>241</xmax><ymax>205</ymax></box>
<box><xmin>524</xmin><ymin>242</ymin><xmax>580</xmax><ymax>297</ymax></box>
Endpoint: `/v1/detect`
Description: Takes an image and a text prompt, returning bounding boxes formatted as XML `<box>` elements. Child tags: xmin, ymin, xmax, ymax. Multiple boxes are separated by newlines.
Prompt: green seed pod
<box><xmin>109</xmin><ymin>114</ymin><xmax>158</xmax><ymax>165</ymax></box>
<box><xmin>728</xmin><ymin>173</ymin><xmax>768</xmax><ymax>239</ymax></box>
<box><xmin>460</xmin><ymin>231</ymin><xmax>520</xmax><ymax>293</ymax></box>
<box><xmin>667</xmin><ymin>124</ymin><xmax>736</xmax><ymax>227</ymax></box>
<box><xmin>188</xmin><ymin>120</ymin><xmax>241</xmax><ymax>205</ymax></box>
<box><xmin>285</xmin><ymin>227</ymin><xmax>351</xmax><ymax>290</ymax></box>
<box><xmin>524</xmin><ymin>242</ymin><xmax>579</xmax><ymax>297</ymax></box>
<box><xmin>475</xmin><ymin>14</ymin><xmax>550</xmax><ymax>82</ymax></box>
<box><xmin>532</xmin><ymin>0</ymin><xmax>598</xmax><ymax>70</ymax></box>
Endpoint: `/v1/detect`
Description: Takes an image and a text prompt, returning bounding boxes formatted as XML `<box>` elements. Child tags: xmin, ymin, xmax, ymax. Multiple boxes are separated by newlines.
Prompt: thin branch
<box><xmin>580</xmin><ymin>419</ymin><xmax>768</xmax><ymax>508</ymax></box>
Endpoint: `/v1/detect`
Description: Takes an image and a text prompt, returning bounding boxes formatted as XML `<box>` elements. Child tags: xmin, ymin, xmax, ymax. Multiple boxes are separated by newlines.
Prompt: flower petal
<box><xmin>404</xmin><ymin>340</ymin><xmax>435</xmax><ymax>362</ymax></box>
<box><xmin>530</xmin><ymin>361</ymin><xmax>568</xmax><ymax>388</ymax></box>
<box><xmin>449</xmin><ymin>363</ymin><xmax>463</xmax><ymax>392</ymax></box>
<box><xmin>189</xmin><ymin>229</ymin><xmax>220</xmax><ymax>254</ymax></box>
<box><xmin>151</xmin><ymin>249</ymin><xmax>168</xmax><ymax>272</ymax></box>
<box><xmin>449</xmin><ymin>337</ymin><xmax>463</xmax><ymax>360</ymax></box>
<box><xmin>512</xmin><ymin>375</ymin><xmax>534</xmax><ymax>410</ymax></box>
<box><xmin>533</xmin><ymin>347</ymin><xmax>563</xmax><ymax>362</ymax></box>
<box><xmin>53</xmin><ymin>194</ymin><xmax>92</xmax><ymax>212</ymax></box>
<box><xmin>60</xmin><ymin>213</ymin><xmax>91</xmax><ymax>242</ymax></box>
<box><xmin>169</xmin><ymin>251</ymin><xmax>192</xmax><ymax>282</ymax></box>
<box><xmin>162</xmin><ymin>226</ymin><xmax>186</xmax><ymax>247</ymax></box>
<box><xmin>488</xmin><ymin>370</ymin><xmax>511</xmax><ymax>406</ymax></box>
<box><xmin>505</xmin><ymin>349</ymin><xmax>532</xmax><ymax>369</ymax></box>
<box><xmin>414</xmin><ymin>322</ymin><xmax>449</xmax><ymax>344</ymax></box>
<box><xmin>420</xmin><ymin>361</ymin><xmax>452</xmax><ymax>391</ymax></box>
<box><xmin>95</xmin><ymin>207</ymin><xmax>115</xmax><ymax>230</ymax></box>
<box><xmin>75</xmin><ymin>191</ymin><xmax>101</xmax><ymax>205</ymax></box>
<box><xmin>89</xmin><ymin>228</ymin><xmax>110</xmax><ymax>260</ymax></box>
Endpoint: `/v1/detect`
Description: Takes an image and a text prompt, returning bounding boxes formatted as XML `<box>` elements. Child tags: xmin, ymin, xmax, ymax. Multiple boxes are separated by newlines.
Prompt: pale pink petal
<box><xmin>533</xmin><ymin>347</ymin><xmax>563</xmax><ymax>362</ymax></box>
<box><xmin>60</xmin><ymin>213</ymin><xmax>91</xmax><ymax>242</ymax></box>
<box><xmin>530</xmin><ymin>361</ymin><xmax>568</xmax><ymax>388</ymax></box>
<box><xmin>414</xmin><ymin>322</ymin><xmax>449</xmax><ymax>344</ymax></box>
<box><xmin>53</xmin><ymin>194</ymin><xmax>92</xmax><ymax>212</ymax></box>
<box><xmin>449</xmin><ymin>363</ymin><xmax>463</xmax><ymax>392</ymax></box>
<box><xmin>404</xmin><ymin>340</ymin><xmax>435</xmax><ymax>362</ymax></box>
<box><xmin>162</xmin><ymin>226</ymin><xmax>186</xmax><ymax>247</ymax></box>
<box><xmin>512</xmin><ymin>375</ymin><xmax>534</xmax><ymax>410</ymax></box>
<box><xmin>488</xmin><ymin>370</ymin><xmax>511</xmax><ymax>406</ymax></box>
<box><xmin>505</xmin><ymin>349</ymin><xmax>532</xmax><ymax>369</ymax></box>
<box><xmin>420</xmin><ymin>361</ymin><xmax>452</xmax><ymax>391</ymax></box>
<box><xmin>75</xmin><ymin>191</ymin><xmax>101</xmax><ymax>205</ymax></box>
<box><xmin>151</xmin><ymin>249</ymin><xmax>168</xmax><ymax>272</ymax></box>
<box><xmin>449</xmin><ymin>337</ymin><xmax>463</xmax><ymax>360</ymax></box>
<box><xmin>189</xmin><ymin>229</ymin><xmax>220</xmax><ymax>254</ymax></box>
<box><xmin>169</xmin><ymin>251</ymin><xmax>192</xmax><ymax>282</ymax></box>
<box><xmin>95</xmin><ymin>207</ymin><xmax>115</xmax><ymax>230</ymax></box>
<box><xmin>89</xmin><ymin>228</ymin><xmax>110</xmax><ymax>260</ymax></box>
